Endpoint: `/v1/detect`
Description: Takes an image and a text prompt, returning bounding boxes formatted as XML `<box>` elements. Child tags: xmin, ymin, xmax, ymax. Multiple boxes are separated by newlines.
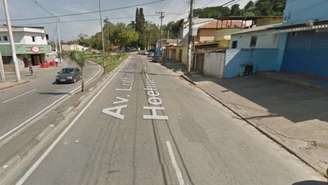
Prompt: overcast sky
<box><xmin>0</xmin><ymin>0</ymin><xmax>250</xmax><ymax>41</ymax></box>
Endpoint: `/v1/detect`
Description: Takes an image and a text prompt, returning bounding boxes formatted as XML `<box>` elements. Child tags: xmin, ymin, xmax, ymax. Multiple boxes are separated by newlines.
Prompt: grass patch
<box><xmin>70</xmin><ymin>52</ymin><xmax>128</xmax><ymax>73</ymax></box>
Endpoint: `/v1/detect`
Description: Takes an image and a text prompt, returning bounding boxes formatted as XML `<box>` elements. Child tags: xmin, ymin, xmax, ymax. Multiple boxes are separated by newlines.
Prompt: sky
<box><xmin>0</xmin><ymin>0</ymin><xmax>250</xmax><ymax>41</ymax></box>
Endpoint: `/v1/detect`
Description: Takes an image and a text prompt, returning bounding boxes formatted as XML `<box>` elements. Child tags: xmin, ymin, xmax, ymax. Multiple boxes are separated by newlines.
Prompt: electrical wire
<box><xmin>1</xmin><ymin>0</ymin><xmax>165</xmax><ymax>22</ymax></box>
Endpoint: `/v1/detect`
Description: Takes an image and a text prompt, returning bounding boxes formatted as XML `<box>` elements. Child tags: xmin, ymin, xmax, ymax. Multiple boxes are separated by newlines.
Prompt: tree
<box><xmin>192</xmin><ymin>0</ymin><xmax>286</xmax><ymax>18</ymax></box>
<box><xmin>117</xmin><ymin>28</ymin><xmax>139</xmax><ymax>48</ymax></box>
<box><xmin>230</xmin><ymin>4</ymin><xmax>241</xmax><ymax>16</ymax></box>
<box><xmin>255</xmin><ymin>0</ymin><xmax>272</xmax><ymax>16</ymax></box>
<box><xmin>163</xmin><ymin>19</ymin><xmax>183</xmax><ymax>39</ymax></box>
<box><xmin>194</xmin><ymin>6</ymin><xmax>230</xmax><ymax>18</ymax></box>
<box><xmin>244</xmin><ymin>1</ymin><xmax>256</xmax><ymax>16</ymax></box>
<box><xmin>70</xmin><ymin>51</ymin><xmax>86</xmax><ymax>92</ymax></box>
<box><xmin>135</xmin><ymin>8</ymin><xmax>146</xmax><ymax>48</ymax></box>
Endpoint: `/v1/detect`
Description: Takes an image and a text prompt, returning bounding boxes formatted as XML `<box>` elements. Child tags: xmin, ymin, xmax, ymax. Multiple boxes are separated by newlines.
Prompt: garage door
<box><xmin>282</xmin><ymin>31</ymin><xmax>328</xmax><ymax>78</ymax></box>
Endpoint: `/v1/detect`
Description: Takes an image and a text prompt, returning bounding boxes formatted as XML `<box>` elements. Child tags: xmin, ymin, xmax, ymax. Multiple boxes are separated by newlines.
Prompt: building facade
<box><xmin>279</xmin><ymin>0</ymin><xmax>328</xmax><ymax>78</ymax></box>
<box><xmin>224</xmin><ymin>0</ymin><xmax>328</xmax><ymax>79</ymax></box>
<box><xmin>0</xmin><ymin>25</ymin><xmax>51</xmax><ymax>70</ymax></box>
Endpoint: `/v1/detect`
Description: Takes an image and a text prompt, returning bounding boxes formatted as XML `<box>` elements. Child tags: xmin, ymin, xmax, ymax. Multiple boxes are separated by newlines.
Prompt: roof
<box><xmin>199</xmin><ymin>20</ymin><xmax>246</xmax><ymax>29</ymax></box>
<box><xmin>232</xmin><ymin>19</ymin><xmax>328</xmax><ymax>35</ymax></box>
<box><xmin>184</xmin><ymin>18</ymin><xmax>214</xmax><ymax>28</ymax></box>
<box><xmin>231</xmin><ymin>23</ymin><xmax>282</xmax><ymax>35</ymax></box>
<box><xmin>217</xmin><ymin>16</ymin><xmax>283</xmax><ymax>20</ymax></box>
<box><xmin>0</xmin><ymin>25</ymin><xmax>46</xmax><ymax>34</ymax></box>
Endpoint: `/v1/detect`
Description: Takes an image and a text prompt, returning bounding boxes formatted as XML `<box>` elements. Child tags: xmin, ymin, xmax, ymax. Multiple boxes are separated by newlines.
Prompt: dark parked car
<box><xmin>152</xmin><ymin>55</ymin><xmax>162</xmax><ymax>63</ymax></box>
<box><xmin>56</xmin><ymin>67</ymin><xmax>81</xmax><ymax>84</ymax></box>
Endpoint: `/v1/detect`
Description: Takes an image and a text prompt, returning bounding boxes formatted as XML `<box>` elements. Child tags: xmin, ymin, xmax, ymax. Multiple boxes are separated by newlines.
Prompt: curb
<box><xmin>0</xmin><ymin>56</ymin><xmax>129</xmax><ymax>185</ymax></box>
<box><xmin>179</xmin><ymin>74</ymin><xmax>328</xmax><ymax>178</ymax></box>
<box><xmin>0</xmin><ymin>81</ymin><xmax>30</xmax><ymax>91</ymax></box>
<box><xmin>180</xmin><ymin>74</ymin><xmax>196</xmax><ymax>85</ymax></box>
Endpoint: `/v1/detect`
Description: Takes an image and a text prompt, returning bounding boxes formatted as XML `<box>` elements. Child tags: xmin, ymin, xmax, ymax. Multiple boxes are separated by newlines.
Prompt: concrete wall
<box><xmin>203</xmin><ymin>52</ymin><xmax>225</xmax><ymax>78</ymax></box>
<box><xmin>0</xmin><ymin>32</ymin><xmax>47</xmax><ymax>45</ymax></box>
<box><xmin>230</xmin><ymin>31</ymin><xmax>278</xmax><ymax>49</ymax></box>
<box><xmin>224</xmin><ymin>49</ymin><xmax>279</xmax><ymax>78</ymax></box>
<box><xmin>197</xmin><ymin>29</ymin><xmax>217</xmax><ymax>43</ymax></box>
<box><xmin>284</xmin><ymin>0</ymin><xmax>328</xmax><ymax>24</ymax></box>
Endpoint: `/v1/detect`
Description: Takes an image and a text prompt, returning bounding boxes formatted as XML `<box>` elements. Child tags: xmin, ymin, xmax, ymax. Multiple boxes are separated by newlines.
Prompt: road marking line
<box><xmin>0</xmin><ymin>95</ymin><xmax>69</xmax><ymax>141</ymax></box>
<box><xmin>15</xmin><ymin>59</ymin><xmax>126</xmax><ymax>185</ymax></box>
<box><xmin>2</xmin><ymin>89</ymin><xmax>36</xmax><ymax>104</ymax></box>
<box><xmin>166</xmin><ymin>141</ymin><xmax>185</xmax><ymax>185</ymax></box>
<box><xmin>69</xmin><ymin>63</ymin><xmax>102</xmax><ymax>94</ymax></box>
<box><xmin>0</xmin><ymin>62</ymin><xmax>102</xmax><ymax>142</ymax></box>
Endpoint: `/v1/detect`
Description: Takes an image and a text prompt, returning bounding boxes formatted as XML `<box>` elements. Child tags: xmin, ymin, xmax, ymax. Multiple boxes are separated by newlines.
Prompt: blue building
<box><xmin>225</xmin><ymin>0</ymin><xmax>328</xmax><ymax>78</ymax></box>
<box><xmin>279</xmin><ymin>0</ymin><xmax>328</xmax><ymax>78</ymax></box>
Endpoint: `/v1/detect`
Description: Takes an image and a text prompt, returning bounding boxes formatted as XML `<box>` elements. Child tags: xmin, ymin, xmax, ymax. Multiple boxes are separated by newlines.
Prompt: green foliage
<box><xmin>135</xmin><ymin>8</ymin><xmax>146</xmax><ymax>48</ymax></box>
<box><xmin>244</xmin><ymin>1</ymin><xmax>256</xmax><ymax>16</ymax></box>
<box><xmin>70</xmin><ymin>51</ymin><xmax>86</xmax><ymax>69</ymax></box>
<box><xmin>193</xmin><ymin>0</ymin><xmax>286</xmax><ymax>18</ymax></box>
<box><xmin>194</xmin><ymin>6</ymin><xmax>230</xmax><ymax>18</ymax></box>
<box><xmin>82</xmin><ymin>52</ymin><xmax>128</xmax><ymax>73</ymax></box>
<box><xmin>230</xmin><ymin>4</ymin><xmax>242</xmax><ymax>16</ymax></box>
<box><xmin>78</xmin><ymin>22</ymin><xmax>140</xmax><ymax>51</ymax></box>
<box><xmin>144</xmin><ymin>22</ymin><xmax>160</xmax><ymax>48</ymax></box>
<box><xmin>164</xmin><ymin>19</ymin><xmax>184</xmax><ymax>39</ymax></box>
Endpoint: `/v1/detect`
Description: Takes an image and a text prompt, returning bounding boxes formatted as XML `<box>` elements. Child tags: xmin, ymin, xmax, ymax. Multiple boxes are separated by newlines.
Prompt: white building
<box><xmin>62</xmin><ymin>44</ymin><xmax>88</xmax><ymax>52</ymax></box>
<box><xmin>229</xmin><ymin>24</ymin><xmax>282</xmax><ymax>49</ymax></box>
<box><xmin>0</xmin><ymin>25</ymin><xmax>51</xmax><ymax>68</ymax></box>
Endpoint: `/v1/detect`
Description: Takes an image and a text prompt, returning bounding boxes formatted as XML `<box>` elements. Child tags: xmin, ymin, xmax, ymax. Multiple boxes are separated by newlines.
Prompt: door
<box><xmin>282</xmin><ymin>31</ymin><xmax>328</xmax><ymax>78</ymax></box>
<box><xmin>192</xmin><ymin>53</ymin><xmax>204</xmax><ymax>73</ymax></box>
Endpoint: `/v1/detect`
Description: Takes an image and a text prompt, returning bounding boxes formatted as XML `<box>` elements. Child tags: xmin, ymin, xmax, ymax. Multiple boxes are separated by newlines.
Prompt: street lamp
<box><xmin>2</xmin><ymin>0</ymin><xmax>21</xmax><ymax>81</ymax></box>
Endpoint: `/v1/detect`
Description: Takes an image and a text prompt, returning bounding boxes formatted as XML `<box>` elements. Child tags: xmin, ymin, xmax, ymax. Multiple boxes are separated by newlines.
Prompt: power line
<box><xmin>11</xmin><ymin>14</ymin><xmax>161</xmax><ymax>26</ymax></box>
<box><xmin>1</xmin><ymin>0</ymin><xmax>165</xmax><ymax>22</ymax></box>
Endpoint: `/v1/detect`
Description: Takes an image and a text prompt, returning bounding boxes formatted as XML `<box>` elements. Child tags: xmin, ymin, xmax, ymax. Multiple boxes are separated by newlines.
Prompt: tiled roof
<box><xmin>199</xmin><ymin>20</ymin><xmax>245</xmax><ymax>29</ymax></box>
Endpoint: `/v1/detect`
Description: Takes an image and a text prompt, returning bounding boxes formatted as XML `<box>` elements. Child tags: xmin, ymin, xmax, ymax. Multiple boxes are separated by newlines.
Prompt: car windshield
<box><xmin>61</xmin><ymin>68</ymin><xmax>74</xmax><ymax>73</ymax></box>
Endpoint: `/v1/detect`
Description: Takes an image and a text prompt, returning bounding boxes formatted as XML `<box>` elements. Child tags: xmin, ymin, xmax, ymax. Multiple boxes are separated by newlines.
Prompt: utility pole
<box><xmin>3</xmin><ymin>0</ymin><xmax>21</xmax><ymax>81</ymax></box>
<box><xmin>56</xmin><ymin>18</ymin><xmax>62</xmax><ymax>62</ymax></box>
<box><xmin>0</xmin><ymin>52</ymin><xmax>5</xmax><ymax>81</ymax></box>
<box><xmin>187</xmin><ymin>0</ymin><xmax>194</xmax><ymax>73</ymax></box>
<box><xmin>99</xmin><ymin>0</ymin><xmax>105</xmax><ymax>67</ymax></box>
<box><xmin>34</xmin><ymin>0</ymin><xmax>62</xmax><ymax>63</ymax></box>
<box><xmin>156</xmin><ymin>11</ymin><xmax>165</xmax><ymax>53</ymax></box>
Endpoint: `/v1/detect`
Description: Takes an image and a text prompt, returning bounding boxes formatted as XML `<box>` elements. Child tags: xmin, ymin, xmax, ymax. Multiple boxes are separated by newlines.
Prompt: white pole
<box><xmin>56</xmin><ymin>17</ymin><xmax>62</xmax><ymax>63</ymax></box>
<box><xmin>99</xmin><ymin>0</ymin><xmax>105</xmax><ymax>53</ymax></box>
<box><xmin>0</xmin><ymin>52</ymin><xmax>5</xmax><ymax>81</ymax></box>
<box><xmin>3</xmin><ymin>0</ymin><xmax>21</xmax><ymax>81</ymax></box>
<box><xmin>187</xmin><ymin>0</ymin><xmax>194</xmax><ymax>73</ymax></box>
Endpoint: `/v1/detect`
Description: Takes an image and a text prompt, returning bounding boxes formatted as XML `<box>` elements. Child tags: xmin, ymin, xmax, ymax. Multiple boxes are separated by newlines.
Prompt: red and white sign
<box><xmin>31</xmin><ymin>46</ymin><xmax>40</xmax><ymax>53</ymax></box>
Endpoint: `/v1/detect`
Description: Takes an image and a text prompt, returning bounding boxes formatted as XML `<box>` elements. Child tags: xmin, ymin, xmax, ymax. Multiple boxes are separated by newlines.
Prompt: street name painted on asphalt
<box><xmin>102</xmin><ymin>74</ymin><xmax>134</xmax><ymax>120</ymax></box>
<box><xmin>143</xmin><ymin>74</ymin><xmax>168</xmax><ymax>120</ymax></box>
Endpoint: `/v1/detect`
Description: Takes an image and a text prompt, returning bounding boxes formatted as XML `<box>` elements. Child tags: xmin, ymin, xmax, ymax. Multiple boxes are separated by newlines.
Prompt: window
<box><xmin>32</xmin><ymin>36</ymin><xmax>35</xmax><ymax>42</ymax></box>
<box><xmin>250</xmin><ymin>36</ymin><xmax>257</xmax><ymax>48</ymax></box>
<box><xmin>232</xmin><ymin>41</ymin><xmax>238</xmax><ymax>49</ymax></box>
<box><xmin>3</xmin><ymin>36</ymin><xmax>8</xmax><ymax>41</ymax></box>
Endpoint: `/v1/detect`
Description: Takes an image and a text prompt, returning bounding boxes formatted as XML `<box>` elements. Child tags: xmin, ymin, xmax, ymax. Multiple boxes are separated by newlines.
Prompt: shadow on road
<box><xmin>37</xmin><ymin>91</ymin><xmax>70</xmax><ymax>96</ymax></box>
<box><xmin>293</xmin><ymin>181</ymin><xmax>327</xmax><ymax>185</ymax></box>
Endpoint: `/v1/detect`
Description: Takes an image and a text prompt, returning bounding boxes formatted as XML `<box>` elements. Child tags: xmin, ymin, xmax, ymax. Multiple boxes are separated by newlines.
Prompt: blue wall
<box><xmin>284</xmin><ymin>0</ymin><xmax>328</xmax><ymax>24</ymax></box>
<box><xmin>224</xmin><ymin>49</ymin><xmax>279</xmax><ymax>78</ymax></box>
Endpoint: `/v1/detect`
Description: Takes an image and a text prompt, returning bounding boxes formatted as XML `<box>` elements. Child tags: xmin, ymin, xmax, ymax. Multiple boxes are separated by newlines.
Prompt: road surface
<box><xmin>0</xmin><ymin>61</ymin><xmax>102</xmax><ymax>140</ymax></box>
<box><xmin>18</xmin><ymin>56</ymin><xmax>324</xmax><ymax>185</ymax></box>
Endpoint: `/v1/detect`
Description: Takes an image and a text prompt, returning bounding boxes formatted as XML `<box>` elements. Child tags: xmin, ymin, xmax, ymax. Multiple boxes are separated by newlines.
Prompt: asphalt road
<box><xmin>18</xmin><ymin>56</ymin><xmax>324</xmax><ymax>185</ymax></box>
<box><xmin>0</xmin><ymin>61</ymin><xmax>102</xmax><ymax>140</ymax></box>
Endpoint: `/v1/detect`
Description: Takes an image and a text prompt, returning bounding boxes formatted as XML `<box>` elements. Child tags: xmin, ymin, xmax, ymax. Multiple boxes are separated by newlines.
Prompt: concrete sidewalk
<box><xmin>182</xmin><ymin>74</ymin><xmax>328</xmax><ymax>177</ymax></box>
<box><xmin>160</xmin><ymin>62</ymin><xmax>328</xmax><ymax>177</ymax></box>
